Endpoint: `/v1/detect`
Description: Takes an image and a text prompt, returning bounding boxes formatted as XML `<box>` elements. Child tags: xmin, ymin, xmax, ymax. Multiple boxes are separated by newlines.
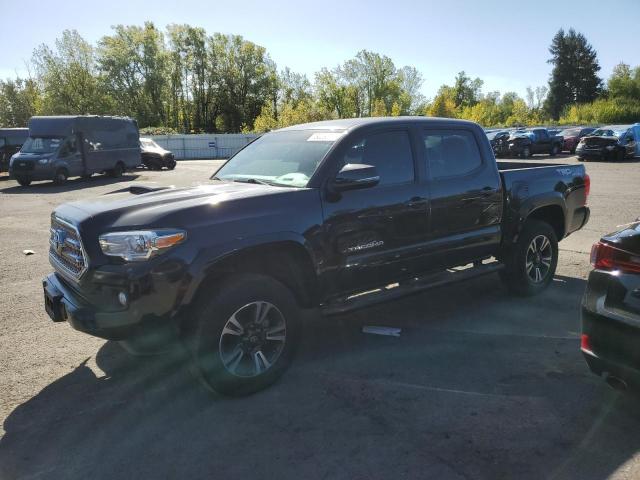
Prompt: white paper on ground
<box><xmin>362</xmin><ymin>326</ymin><xmax>401</xmax><ymax>337</ymax></box>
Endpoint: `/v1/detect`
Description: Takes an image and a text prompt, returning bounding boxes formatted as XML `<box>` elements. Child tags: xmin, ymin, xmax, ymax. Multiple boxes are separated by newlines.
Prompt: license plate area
<box><xmin>43</xmin><ymin>280</ymin><xmax>65</xmax><ymax>322</ymax></box>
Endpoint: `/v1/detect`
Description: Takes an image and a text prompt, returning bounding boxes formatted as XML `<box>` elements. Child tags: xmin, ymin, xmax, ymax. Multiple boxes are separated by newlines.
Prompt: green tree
<box><xmin>452</xmin><ymin>71</ymin><xmax>483</xmax><ymax>108</ymax></box>
<box><xmin>32</xmin><ymin>30</ymin><xmax>111</xmax><ymax>115</ymax></box>
<box><xmin>98</xmin><ymin>22</ymin><xmax>169</xmax><ymax>127</ymax></box>
<box><xmin>0</xmin><ymin>78</ymin><xmax>41</xmax><ymax>127</ymax></box>
<box><xmin>545</xmin><ymin>28</ymin><xmax>602</xmax><ymax>119</ymax></box>
<box><xmin>607</xmin><ymin>63</ymin><xmax>640</xmax><ymax>100</ymax></box>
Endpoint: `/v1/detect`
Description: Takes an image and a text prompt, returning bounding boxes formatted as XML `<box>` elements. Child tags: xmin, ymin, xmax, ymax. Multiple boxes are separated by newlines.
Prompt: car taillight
<box><xmin>590</xmin><ymin>241</ymin><xmax>640</xmax><ymax>274</ymax></box>
<box><xmin>584</xmin><ymin>174</ymin><xmax>590</xmax><ymax>201</ymax></box>
<box><xmin>580</xmin><ymin>334</ymin><xmax>593</xmax><ymax>354</ymax></box>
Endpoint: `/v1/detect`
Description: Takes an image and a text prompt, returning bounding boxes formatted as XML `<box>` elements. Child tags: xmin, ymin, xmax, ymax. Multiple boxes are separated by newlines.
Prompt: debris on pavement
<box><xmin>362</xmin><ymin>326</ymin><xmax>401</xmax><ymax>337</ymax></box>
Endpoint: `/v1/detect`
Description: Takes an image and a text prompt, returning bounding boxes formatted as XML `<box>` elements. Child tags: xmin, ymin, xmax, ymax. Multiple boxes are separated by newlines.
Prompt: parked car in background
<box><xmin>43</xmin><ymin>117</ymin><xmax>590</xmax><ymax>396</ymax></box>
<box><xmin>10</xmin><ymin>116</ymin><xmax>140</xmax><ymax>186</ymax></box>
<box><xmin>560</xmin><ymin>127</ymin><xmax>596</xmax><ymax>154</ymax></box>
<box><xmin>140</xmin><ymin>137</ymin><xmax>176</xmax><ymax>170</ymax></box>
<box><xmin>486</xmin><ymin>130</ymin><xmax>511</xmax><ymax>157</ymax></box>
<box><xmin>0</xmin><ymin>128</ymin><xmax>28</xmax><ymax>173</ymax></box>
<box><xmin>582</xmin><ymin>219</ymin><xmax>640</xmax><ymax>393</ymax></box>
<box><xmin>506</xmin><ymin>128</ymin><xmax>564</xmax><ymax>158</ymax></box>
<box><xmin>576</xmin><ymin>125</ymin><xmax>637</xmax><ymax>162</ymax></box>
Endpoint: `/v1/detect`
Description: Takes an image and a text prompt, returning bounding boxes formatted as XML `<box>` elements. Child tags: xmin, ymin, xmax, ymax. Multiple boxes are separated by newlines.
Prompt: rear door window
<box><xmin>423</xmin><ymin>130</ymin><xmax>482</xmax><ymax>179</ymax></box>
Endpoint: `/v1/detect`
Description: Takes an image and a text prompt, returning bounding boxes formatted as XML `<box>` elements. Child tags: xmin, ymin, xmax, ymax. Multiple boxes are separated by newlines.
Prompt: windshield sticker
<box><xmin>307</xmin><ymin>132</ymin><xmax>343</xmax><ymax>142</ymax></box>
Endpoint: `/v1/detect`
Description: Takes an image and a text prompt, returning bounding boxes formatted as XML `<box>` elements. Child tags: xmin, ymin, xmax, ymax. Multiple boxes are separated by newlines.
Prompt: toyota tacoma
<box><xmin>43</xmin><ymin>117</ymin><xmax>590</xmax><ymax>395</ymax></box>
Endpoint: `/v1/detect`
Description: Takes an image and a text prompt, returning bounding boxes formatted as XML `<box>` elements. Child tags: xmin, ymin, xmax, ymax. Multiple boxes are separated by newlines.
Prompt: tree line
<box><xmin>0</xmin><ymin>24</ymin><xmax>638</xmax><ymax>132</ymax></box>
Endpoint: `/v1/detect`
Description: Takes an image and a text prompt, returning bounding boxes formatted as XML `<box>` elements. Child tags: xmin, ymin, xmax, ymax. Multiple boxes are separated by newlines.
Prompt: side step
<box><xmin>321</xmin><ymin>261</ymin><xmax>504</xmax><ymax>315</ymax></box>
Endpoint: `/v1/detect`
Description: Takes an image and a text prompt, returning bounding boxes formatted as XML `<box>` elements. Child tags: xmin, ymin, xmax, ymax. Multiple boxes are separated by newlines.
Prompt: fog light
<box><xmin>118</xmin><ymin>291</ymin><xmax>128</xmax><ymax>307</ymax></box>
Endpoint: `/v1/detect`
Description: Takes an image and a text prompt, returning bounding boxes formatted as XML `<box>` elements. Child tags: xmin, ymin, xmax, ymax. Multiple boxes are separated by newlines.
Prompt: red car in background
<box><xmin>561</xmin><ymin>127</ymin><xmax>596</xmax><ymax>154</ymax></box>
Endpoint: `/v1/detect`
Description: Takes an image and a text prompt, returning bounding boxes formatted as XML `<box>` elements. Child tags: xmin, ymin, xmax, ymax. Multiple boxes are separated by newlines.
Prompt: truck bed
<box><xmin>497</xmin><ymin>160</ymin><xmax>576</xmax><ymax>171</ymax></box>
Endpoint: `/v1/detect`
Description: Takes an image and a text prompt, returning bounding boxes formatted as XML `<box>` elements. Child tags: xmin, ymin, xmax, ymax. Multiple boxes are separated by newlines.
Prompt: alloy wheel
<box><xmin>526</xmin><ymin>235</ymin><xmax>552</xmax><ymax>283</ymax></box>
<box><xmin>218</xmin><ymin>301</ymin><xmax>287</xmax><ymax>378</ymax></box>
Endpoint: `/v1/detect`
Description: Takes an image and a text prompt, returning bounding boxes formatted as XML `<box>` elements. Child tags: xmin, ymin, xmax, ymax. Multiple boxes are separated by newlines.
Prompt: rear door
<box><xmin>320</xmin><ymin>127</ymin><xmax>430</xmax><ymax>296</ymax></box>
<box><xmin>534</xmin><ymin>129</ymin><xmax>550</xmax><ymax>154</ymax></box>
<box><xmin>422</xmin><ymin>127</ymin><xmax>503</xmax><ymax>267</ymax></box>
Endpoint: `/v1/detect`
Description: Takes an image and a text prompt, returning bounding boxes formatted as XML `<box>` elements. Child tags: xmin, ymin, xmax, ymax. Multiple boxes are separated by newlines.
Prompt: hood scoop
<box><xmin>105</xmin><ymin>183</ymin><xmax>175</xmax><ymax>195</ymax></box>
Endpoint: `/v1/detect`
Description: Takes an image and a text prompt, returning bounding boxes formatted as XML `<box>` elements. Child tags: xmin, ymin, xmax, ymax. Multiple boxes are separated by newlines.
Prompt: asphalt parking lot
<box><xmin>1</xmin><ymin>155</ymin><xmax>640</xmax><ymax>480</ymax></box>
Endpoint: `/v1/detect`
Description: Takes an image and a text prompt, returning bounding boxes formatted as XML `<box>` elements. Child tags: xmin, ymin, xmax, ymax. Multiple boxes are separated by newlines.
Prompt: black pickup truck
<box><xmin>507</xmin><ymin>128</ymin><xmax>564</xmax><ymax>158</ymax></box>
<box><xmin>43</xmin><ymin>117</ymin><xmax>590</xmax><ymax>395</ymax></box>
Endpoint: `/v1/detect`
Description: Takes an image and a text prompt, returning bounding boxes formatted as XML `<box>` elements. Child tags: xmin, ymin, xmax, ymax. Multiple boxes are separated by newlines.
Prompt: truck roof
<box><xmin>28</xmin><ymin>115</ymin><xmax>136</xmax><ymax>137</ymax></box>
<box><xmin>276</xmin><ymin>116</ymin><xmax>480</xmax><ymax>132</ymax></box>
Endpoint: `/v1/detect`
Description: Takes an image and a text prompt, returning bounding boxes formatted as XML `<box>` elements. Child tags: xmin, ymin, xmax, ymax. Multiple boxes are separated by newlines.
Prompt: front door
<box><xmin>320</xmin><ymin>127</ymin><xmax>429</xmax><ymax>297</ymax></box>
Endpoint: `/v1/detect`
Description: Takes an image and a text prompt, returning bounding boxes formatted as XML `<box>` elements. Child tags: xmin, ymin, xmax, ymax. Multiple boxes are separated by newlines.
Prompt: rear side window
<box><xmin>423</xmin><ymin>130</ymin><xmax>482</xmax><ymax>179</ymax></box>
<box><xmin>341</xmin><ymin>130</ymin><xmax>414</xmax><ymax>186</ymax></box>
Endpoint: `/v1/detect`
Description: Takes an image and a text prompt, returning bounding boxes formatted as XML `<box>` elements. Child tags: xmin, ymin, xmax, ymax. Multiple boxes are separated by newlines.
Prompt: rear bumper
<box><xmin>581</xmin><ymin>269</ymin><xmax>640</xmax><ymax>385</ymax></box>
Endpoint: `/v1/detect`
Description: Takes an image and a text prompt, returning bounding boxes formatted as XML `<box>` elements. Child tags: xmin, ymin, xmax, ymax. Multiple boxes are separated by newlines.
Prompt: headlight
<box><xmin>38</xmin><ymin>158</ymin><xmax>50</xmax><ymax>164</ymax></box>
<box><xmin>99</xmin><ymin>229</ymin><xmax>186</xmax><ymax>261</ymax></box>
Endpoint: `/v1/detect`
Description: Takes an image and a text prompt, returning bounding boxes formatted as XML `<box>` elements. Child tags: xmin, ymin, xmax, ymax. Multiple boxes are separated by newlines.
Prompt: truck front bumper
<box><xmin>43</xmin><ymin>272</ymin><xmax>180</xmax><ymax>344</ymax></box>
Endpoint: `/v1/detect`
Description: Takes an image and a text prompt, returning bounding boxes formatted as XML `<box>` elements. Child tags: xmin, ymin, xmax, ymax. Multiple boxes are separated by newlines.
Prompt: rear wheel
<box><xmin>109</xmin><ymin>162</ymin><xmax>124</xmax><ymax>178</ymax></box>
<box><xmin>499</xmin><ymin>219</ymin><xmax>558</xmax><ymax>296</ymax></box>
<box><xmin>16</xmin><ymin>177</ymin><xmax>31</xmax><ymax>187</ymax></box>
<box><xmin>53</xmin><ymin>168</ymin><xmax>68</xmax><ymax>185</ymax></box>
<box><xmin>550</xmin><ymin>144</ymin><xmax>558</xmax><ymax>157</ymax></box>
<box><xmin>189</xmin><ymin>274</ymin><xmax>300</xmax><ymax>396</ymax></box>
<box><xmin>521</xmin><ymin>146</ymin><xmax>531</xmax><ymax>159</ymax></box>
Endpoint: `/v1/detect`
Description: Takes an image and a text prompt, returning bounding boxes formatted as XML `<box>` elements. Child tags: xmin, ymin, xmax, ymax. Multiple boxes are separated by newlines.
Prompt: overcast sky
<box><xmin>1</xmin><ymin>0</ymin><xmax>638</xmax><ymax>99</ymax></box>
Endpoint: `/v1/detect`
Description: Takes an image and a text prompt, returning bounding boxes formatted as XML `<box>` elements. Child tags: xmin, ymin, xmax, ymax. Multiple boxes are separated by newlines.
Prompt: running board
<box><xmin>321</xmin><ymin>261</ymin><xmax>504</xmax><ymax>315</ymax></box>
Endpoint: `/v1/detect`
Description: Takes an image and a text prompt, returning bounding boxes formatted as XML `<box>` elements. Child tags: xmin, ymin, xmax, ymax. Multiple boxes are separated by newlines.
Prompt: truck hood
<box><xmin>55</xmin><ymin>181</ymin><xmax>303</xmax><ymax>229</ymax></box>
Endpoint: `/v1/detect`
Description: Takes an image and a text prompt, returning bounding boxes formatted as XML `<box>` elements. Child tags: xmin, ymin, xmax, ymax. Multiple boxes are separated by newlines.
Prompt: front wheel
<box><xmin>108</xmin><ymin>162</ymin><xmax>124</xmax><ymax>178</ymax></box>
<box><xmin>16</xmin><ymin>177</ymin><xmax>31</xmax><ymax>187</ymax></box>
<box><xmin>550</xmin><ymin>144</ymin><xmax>558</xmax><ymax>157</ymax></box>
<box><xmin>189</xmin><ymin>274</ymin><xmax>300</xmax><ymax>396</ymax></box>
<box><xmin>499</xmin><ymin>219</ymin><xmax>558</xmax><ymax>296</ymax></box>
<box><xmin>520</xmin><ymin>146</ymin><xmax>531</xmax><ymax>159</ymax></box>
<box><xmin>53</xmin><ymin>168</ymin><xmax>68</xmax><ymax>185</ymax></box>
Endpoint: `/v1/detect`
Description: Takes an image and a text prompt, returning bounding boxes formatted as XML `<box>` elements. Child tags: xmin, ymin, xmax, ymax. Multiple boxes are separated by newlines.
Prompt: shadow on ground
<box><xmin>2</xmin><ymin>274</ymin><xmax>640</xmax><ymax>479</ymax></box>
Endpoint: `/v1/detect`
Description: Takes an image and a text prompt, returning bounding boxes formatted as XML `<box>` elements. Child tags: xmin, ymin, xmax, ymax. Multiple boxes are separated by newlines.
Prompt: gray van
<box><xmin>9</xmin><ymin>116</ymin><xmax>140</xmax><ymax>186</ymax></box>
<box><xmin>0</xmin><ymin>128</ymin><xmax>28</xmax><ymax>173</ymax></box>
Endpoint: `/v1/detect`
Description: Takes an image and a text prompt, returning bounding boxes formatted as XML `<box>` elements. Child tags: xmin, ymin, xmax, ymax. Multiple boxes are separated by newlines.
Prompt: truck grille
<box><xmin>49</xmin><ymin>216</ymin><xmax>87</xmax><ymax>280</ymax></box>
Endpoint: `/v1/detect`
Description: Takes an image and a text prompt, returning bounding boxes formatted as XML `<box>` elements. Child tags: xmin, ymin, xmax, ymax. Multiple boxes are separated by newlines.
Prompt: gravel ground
<box><xmin>1</xmin><ymin>156</ymin><xmax>640</xmax><ymax>480</ymax></box>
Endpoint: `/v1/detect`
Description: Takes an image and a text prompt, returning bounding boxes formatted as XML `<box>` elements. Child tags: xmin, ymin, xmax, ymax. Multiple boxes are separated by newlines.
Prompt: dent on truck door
<box><xmin>423</xmin><ymin>129</ymin><xmax>503</xmax><ymax>267</ymax></box>
<box><xmin>321</xmin><ymin>128</ymin><xmax>429</xmax><ymax>296</ymax></box>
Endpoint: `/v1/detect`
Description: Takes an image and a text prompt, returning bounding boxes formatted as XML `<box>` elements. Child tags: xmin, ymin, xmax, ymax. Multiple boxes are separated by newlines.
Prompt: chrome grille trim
<box><xmin>49</xmin><ymin>215</ymin><xmax>88</xmax><ymax>281</ymax></box>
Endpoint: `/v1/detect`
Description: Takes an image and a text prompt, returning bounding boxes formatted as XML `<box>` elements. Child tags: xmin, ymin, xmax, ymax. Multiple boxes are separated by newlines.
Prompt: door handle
<box><xmin>405</xmin><ymin>196</ymin><xmax>425</xmax><ymax>209</ymax></box>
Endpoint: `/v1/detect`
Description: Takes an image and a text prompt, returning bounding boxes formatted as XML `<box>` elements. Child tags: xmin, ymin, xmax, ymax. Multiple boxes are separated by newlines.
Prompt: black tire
<box><xmin>616</xmin><ymin>149</ymin><xmax>625</xmax><ymax>162</ymax></box>
<box><xmin>109</xmin><ymin>162</ymin><xmax>124</xmax><ymax>178</ymax></box>
<box><xmin>167</xmin><ymin>160</ymin><xmax>176</xmax><ymax>170</ymax></box>
<box><xmin>520</xmin><ymin>146</ymin><xmax>531</xmax><ymax>159</ymax></box>
<box><xmin>499</xmin><ymin>219</ymin><xmax>558</xmax><ymax>296</ymax></box>
<box><xmin>53</xmin><ymin>168</ymin><xmax>68</xmax><ymax>185</ymax></box>
<box><xmin>570</xmin><ymin>147</ymin><xmax>576</xmax><ymax>155</ymax></box>
<box><xmin>550</xmin><ymin>144</ymin><xmax>558</xmax><ymax>157</ymax></box>
<box><xmin>189</xmin><ymin>274</ymin><xmax>300</xmax><ymax>396</ymax></box>
<box><xmin>16</xmin><ymin>177</ymin><xmax>31</xmax><ymax>187</ymax></box>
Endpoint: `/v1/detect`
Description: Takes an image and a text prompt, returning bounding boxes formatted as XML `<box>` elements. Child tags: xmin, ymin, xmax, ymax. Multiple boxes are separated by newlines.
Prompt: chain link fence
<box><xmin>147</xmin><ymin>134</ymin><xmax>260</xmax><ymax>160</ymax></box>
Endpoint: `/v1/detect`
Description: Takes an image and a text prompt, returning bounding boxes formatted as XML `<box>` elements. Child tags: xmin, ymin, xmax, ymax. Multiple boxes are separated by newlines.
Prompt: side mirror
<box><xmin>332</xmin><ymin>163</ymin><xmax>379</xmax><ymax>191</ymax></box>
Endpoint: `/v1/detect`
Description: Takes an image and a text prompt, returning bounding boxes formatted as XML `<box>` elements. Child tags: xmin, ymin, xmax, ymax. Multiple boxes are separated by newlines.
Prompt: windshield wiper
<box><xmin>232</xmin><ymin>178</ymin><xmax>277</xmax><ymax>186</ymax></box>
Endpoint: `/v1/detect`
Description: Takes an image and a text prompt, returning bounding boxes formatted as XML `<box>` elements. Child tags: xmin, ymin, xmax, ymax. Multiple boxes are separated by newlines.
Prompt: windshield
<box><xmin>592</xmin><ymin>128</ymin><xmax>627</xmax><ymax>137</ymax></box>
<box><xmin>560</xmin><ymin>128</ymin><xmax>580</xmax><ymax>137</ymax></box>
<box><xmin>214</xmin><ymin>130</ymin><xmax>343</xmax><ymax>187</ymax></box>
<box><xmin>141</xmin><ymin>138</ymin><xmax>160</xmax><ymax>149</ymax></box>
<box><xmin>20</xmin><ymin>136</ymin><xmax>64</xmax><ymax>154</ymax></box>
